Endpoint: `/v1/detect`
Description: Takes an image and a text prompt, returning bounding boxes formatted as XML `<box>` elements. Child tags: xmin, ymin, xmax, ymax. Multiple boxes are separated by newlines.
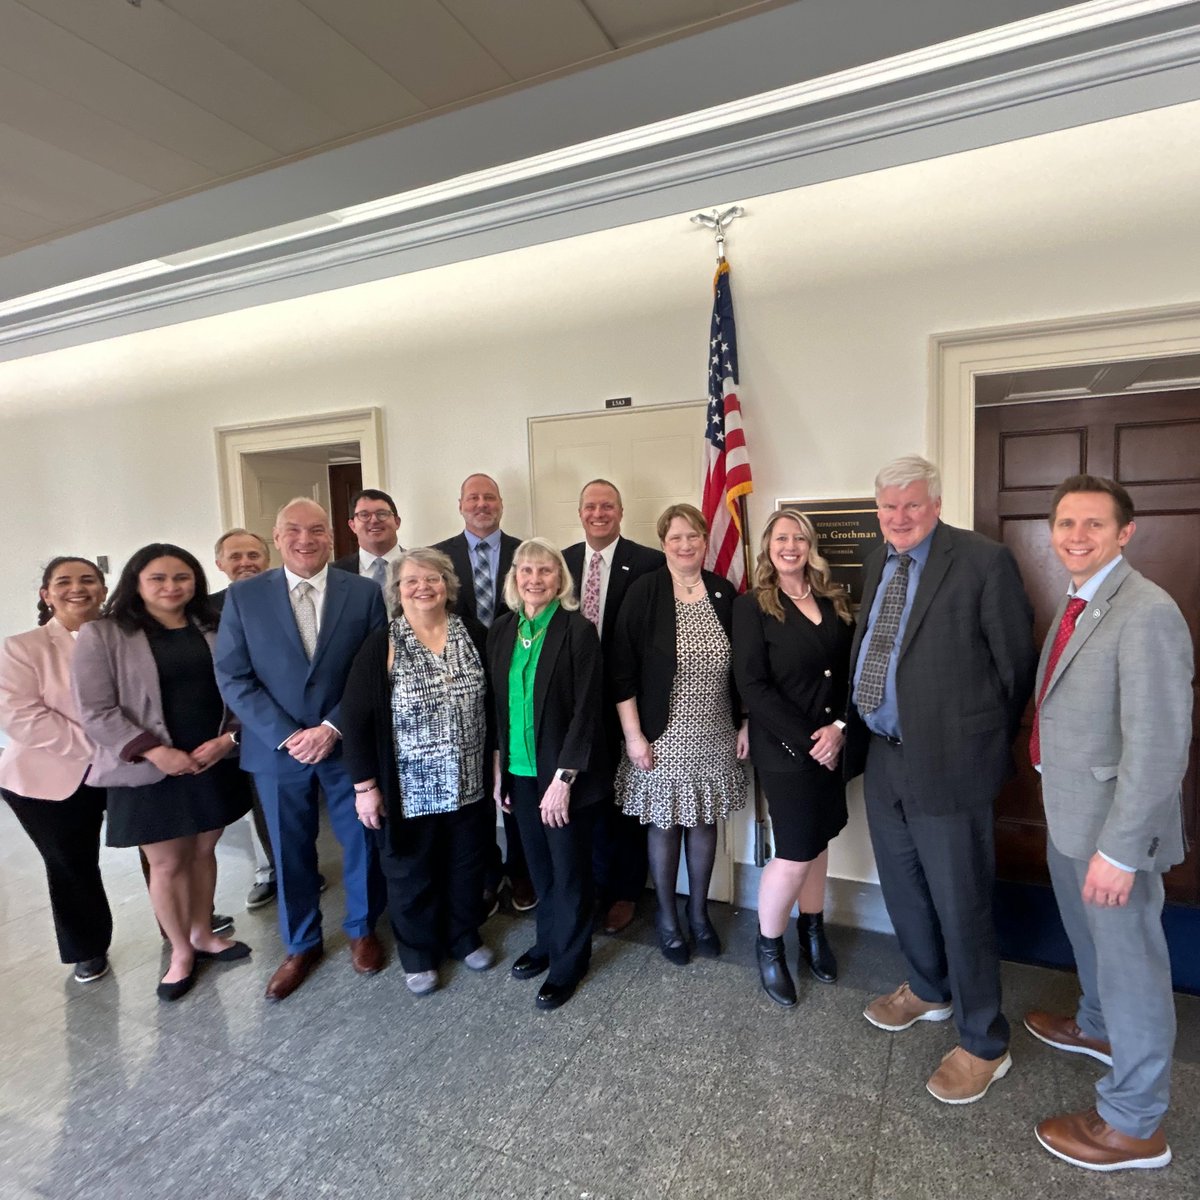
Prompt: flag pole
<box><xmin>693</xmin><ymin>205</ymin><xmax>769</xmax><ymax>868</ymax></box>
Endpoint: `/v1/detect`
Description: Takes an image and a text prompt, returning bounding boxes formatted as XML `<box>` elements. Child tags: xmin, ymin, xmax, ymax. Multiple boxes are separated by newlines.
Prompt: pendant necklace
<box><xmin>670</xmin><ymin>571</ymin><xmax>702</xmax><ymax>594</ymax></box>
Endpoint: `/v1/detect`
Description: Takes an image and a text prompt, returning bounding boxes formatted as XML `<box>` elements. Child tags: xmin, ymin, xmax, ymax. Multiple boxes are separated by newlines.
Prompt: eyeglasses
<box><xmin>398</xmin><ymin>575</ymin><xmax>444</xmax><ymax>589</ymax></box>
<box><xmin>353</xmin><ymin>509</ymin><xmax>396</xmax><ymax>523</ymax></box>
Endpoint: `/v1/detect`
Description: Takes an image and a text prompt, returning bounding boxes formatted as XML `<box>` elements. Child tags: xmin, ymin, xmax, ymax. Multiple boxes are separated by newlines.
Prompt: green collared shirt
<box><xmin>507</xmin><ymin>600</ymin><xmax>559</xmax><ymax>777</ymax></box>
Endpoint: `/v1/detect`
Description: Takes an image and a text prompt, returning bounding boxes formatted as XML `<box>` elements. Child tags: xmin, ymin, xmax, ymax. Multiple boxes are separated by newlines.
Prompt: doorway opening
<box><xmin>215</xmin><ymin>409</ymin><xmax>385</xmax><ymax>554</ymax></box>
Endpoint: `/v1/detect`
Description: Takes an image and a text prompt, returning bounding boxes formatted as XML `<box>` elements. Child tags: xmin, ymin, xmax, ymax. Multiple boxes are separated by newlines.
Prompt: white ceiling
<box><xmin>0</xmin><ymin>0</ymin><xmax>776</xmax><ymax>256</ymax></box>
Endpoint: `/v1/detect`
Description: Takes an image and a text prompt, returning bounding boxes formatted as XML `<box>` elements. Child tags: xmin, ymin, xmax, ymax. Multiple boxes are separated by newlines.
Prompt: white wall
<box><xmin>3</xmin><ymin>100</ymin><xmax>1198</xmax><ymax>882</ymax></box>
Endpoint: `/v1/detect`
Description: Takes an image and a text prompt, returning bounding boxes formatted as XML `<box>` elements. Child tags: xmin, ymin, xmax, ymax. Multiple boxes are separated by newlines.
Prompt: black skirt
<box><xmin>105</xmin><ymin>623</ymin><xmax>250</xmax><ymax>847</ymax></box>
<box><xmin>758</xmin><ymin>765</ymin><xmax>848</xmax><ymax>862</ymax></box>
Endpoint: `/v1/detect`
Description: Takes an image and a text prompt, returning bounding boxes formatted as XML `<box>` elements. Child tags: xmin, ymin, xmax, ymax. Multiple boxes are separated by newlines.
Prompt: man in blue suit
<box><xmin>216</xmin><ymin>497</ymin><xmax>387</xmax><ymax>1001</ymax></box>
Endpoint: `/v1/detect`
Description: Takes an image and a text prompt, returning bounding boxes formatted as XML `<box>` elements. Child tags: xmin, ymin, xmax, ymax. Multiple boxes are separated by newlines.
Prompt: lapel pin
<box><xmin>621</xmin><ymin>565</ymin><xmax>630</xmax><ymax>571</ymax></box>
<box><xmin>715</xmin><ymin>591</ymin><xmax>723</xmax><ymax>599</ymax></box>
<box><xmin>1093</xmin><ymin>609</ymin><xmax>1101</xmax><ymax>618</ymax></box>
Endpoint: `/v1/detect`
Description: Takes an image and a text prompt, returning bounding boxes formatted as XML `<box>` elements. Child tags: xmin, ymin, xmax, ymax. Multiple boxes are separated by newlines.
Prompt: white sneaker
<box><xmin>464</xmin><ymin>945</ymin><xmax>496</xmax><ymax>971</ymax></box>
<box><xmin>404</xmin><ymin>970</ymin><xmax>438</xmax><ymax>995</ymax></box>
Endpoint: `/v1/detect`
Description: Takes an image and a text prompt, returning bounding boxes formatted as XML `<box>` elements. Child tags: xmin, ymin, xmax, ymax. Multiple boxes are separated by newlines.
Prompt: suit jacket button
<box><xmin>824</xmin><ymin>706</ymin><xmax>831</xmax><ymax>713</ymax></box>
<box><xmin>824</xmin><ymin>669</ymin><xmax>832</xmax><ymax>677</ymax></box>
<box><xmin>1149</xmin><ymin>837</ymin><xmax>1159</xmax><ymax>856</ymax></box>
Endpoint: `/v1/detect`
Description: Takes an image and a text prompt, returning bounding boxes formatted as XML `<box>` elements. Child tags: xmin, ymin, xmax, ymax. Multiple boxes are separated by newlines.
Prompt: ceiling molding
<box><xmin>2</xmin><ymin>1</ymin><xmax>1199</xmax><ymax>361</ymax></box>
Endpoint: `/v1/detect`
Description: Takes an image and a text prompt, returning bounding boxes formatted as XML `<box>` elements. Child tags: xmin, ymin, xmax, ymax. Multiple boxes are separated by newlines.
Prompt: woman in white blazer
<box><xmin>0</xmin><ymin>557</ymin><xmax>113</xmax><ymax>984</ymax></box>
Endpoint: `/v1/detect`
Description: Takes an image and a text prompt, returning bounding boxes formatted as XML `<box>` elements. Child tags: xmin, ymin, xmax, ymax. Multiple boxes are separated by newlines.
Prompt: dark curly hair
<box><xmin>102</xmin><ymin>543</ymin><xmax>217</xmax><ymax>634</ymax></box>
<box><xmin>36</xmin><ymin>556</ymin><xmax>106</xmax><ymax>626</ymax></box>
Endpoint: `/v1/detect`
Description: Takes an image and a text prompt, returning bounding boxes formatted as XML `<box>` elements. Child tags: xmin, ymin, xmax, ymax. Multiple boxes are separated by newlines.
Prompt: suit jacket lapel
<box><xmin>492</xmin><ymin>613</ymin><xmax>516</xmax><ymax>748</ymax></box>
<box><xmin>602</xmin><ymin>538</ymin><xmax>633</xmax><ymax>643</ymax></box>
<box><xmin>899</xmin><ymin>524</ymin><xmax>951</xmax><ymax>659</ymax></box>
<box><xmin>273</xmin><ymin>569</ymin><xmax>313</xmax><ymax>664</ymax></box>
<box><xmin>533</xmin><ymin>609</ymin><xmax>567</xmax><ymax>743</ymax></box>
<box><xmin>1041</xmin><ymin>558</ymin><xmax>1132</xmax><ymax>700</ymax></box>
<box><xmin>309</xmin><ymin>568</ymin><xmax>349</xmax><ymax>675</ymax></box>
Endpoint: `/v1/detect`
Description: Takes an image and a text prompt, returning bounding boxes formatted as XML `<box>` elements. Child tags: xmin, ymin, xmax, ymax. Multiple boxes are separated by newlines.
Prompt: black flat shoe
<box><xmin>156</xmin><ymin>966</ymin><xmax>197</xmax><ymax>1002</ymax></box>
<box><xmin>535</xmin><ymin>981</ymin><xmax>576</xmax><ymax>1010</ymax></box>
<box><xmin>659</xmin><ymin>932</ymin><xmax>690</xmax><ymax>967</ymax></box>
<box><xmin>511</xmin><ymin>950</ymin><xmax>550</xmax><ymax>980</ymax></box>
<box><xmin>193</xmin><ymin>941</ymin><xmax>252</xmax><ymax>963</ymax></box>
<box><xmin>692</xmin><ymin>926</ymin><xmax>722</xmax><ymax>959</ymax></box>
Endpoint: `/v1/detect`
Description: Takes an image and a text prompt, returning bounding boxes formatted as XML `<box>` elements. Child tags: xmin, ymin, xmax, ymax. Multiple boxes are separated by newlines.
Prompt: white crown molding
<box><xmin>2</xmin><ymin>4</ymin><xmax>1199</xmax><ymax>359</ymax></box>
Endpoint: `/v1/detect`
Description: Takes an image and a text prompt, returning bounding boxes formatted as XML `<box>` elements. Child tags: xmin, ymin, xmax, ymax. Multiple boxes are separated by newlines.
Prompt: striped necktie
<box><xmin>853</xmin><ymin>554</ymin><xmax>912</xmax><ymax>714</ymax></box>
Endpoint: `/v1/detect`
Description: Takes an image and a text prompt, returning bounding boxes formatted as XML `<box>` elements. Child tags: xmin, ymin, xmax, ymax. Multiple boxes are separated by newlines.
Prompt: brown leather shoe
<box><xmin>510</xmin><ymin>876</ymin><xmax>538</xmax><ymax>912</ymax></box>
<box><xmin>926</xmin><ymin>1045</ymin><xmax>1011</xmax><ymax>1104</ymax></box>
<box><xmin>1024</xmin><ymin>1010</ymin><xmax>1113</xmax><ymax>1066</ymax></box>
<box><xmin>349</xmin><ymin>932</ymin><xmax>385</xmax><ymax>975</ymax></box>
<box><xmin>1036</xmin><ymin>1107</ymin><xmax>1171</xmax><ymax>1171</ymax></box>
<box><xmin>603</xmin><ymin>900</ymin><xmax>636</xmax><ymax>935</ymax></box>
<box><xmin>864</xmin><ymin>982</ymin><xmax>952</xmax><ymax>1032</ymax></box>
<box><xmin>265</xmin><ymin>946</ymin><xmax>322</xmax><ymax>1002</ymax></box>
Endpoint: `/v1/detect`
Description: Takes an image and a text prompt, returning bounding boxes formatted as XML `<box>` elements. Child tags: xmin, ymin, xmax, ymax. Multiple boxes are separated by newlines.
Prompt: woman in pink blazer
<box><xmin>0</xmin><ymin>557</ymin><xmax>113</xmax><ymax>984</ymax></box>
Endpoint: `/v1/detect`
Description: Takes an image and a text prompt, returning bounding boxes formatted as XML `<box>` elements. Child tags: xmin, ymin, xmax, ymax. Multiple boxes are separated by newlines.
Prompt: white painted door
<box><xmin>527</xmin><ymin>401</ymin><xmax>737</xmax><ymax>903</ymax></box>
<box><xmin>240</xmin><ymin>451</ymin><xmax>333</xmax><ymax>548</ymax></box>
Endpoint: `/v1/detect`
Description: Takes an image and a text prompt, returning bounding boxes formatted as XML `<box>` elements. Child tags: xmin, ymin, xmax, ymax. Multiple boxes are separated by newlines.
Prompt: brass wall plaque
<box><xmin>775</xmin><ymin>497</ymin><xmax>882</xmax><ymax>607</ymax></box>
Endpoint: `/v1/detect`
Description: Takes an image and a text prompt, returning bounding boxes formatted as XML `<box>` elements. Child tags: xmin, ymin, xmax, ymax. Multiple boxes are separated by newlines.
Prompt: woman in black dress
<box><xmin>733</xmin><ymin>510</ymin><xmax>854</xmax><ymax>1006</ymax></box>
<box><xmin>73</xmin><ymin>544</ymin><xmax>251</xmax><ymax>1001</ymax></box>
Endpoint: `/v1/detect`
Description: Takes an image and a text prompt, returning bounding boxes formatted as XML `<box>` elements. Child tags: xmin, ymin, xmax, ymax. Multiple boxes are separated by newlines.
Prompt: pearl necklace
<box><xmin>782</xmin><ymin>583</ymin><xmax>812</xmax><ymax>602</ymax></box>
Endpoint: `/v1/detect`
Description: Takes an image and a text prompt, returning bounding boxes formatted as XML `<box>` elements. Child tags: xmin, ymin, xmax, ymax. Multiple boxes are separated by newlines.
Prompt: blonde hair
<box><xmin>501</xmin><ymin>538</ymin><xmax>579</xmax><ymax>612</ymax></box>
<box><xmin>753</xmin><ymin>509</ymin><xmax>852</xmax><ymax>624</ymax></box>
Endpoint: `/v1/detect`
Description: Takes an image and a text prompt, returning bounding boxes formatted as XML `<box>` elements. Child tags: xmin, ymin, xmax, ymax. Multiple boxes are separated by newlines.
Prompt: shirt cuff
<box><xmin>322</xmin><ymin>720</ymin><xmax>341</xmax><ymax>738</ymax></box>
<box><xmin>1098</xmin><ymin>850</ymin><xmax>1136</xmax><ymax>874</ymax></box>
<box><xmin>277</xmin><ymin>730</ymin><xmax>302</xmax><ymax>750</ymax></box>
<box><xmin>121</xmin><ymin>730</ymin><xmax>162</xmax><ymax>762</ymax></box>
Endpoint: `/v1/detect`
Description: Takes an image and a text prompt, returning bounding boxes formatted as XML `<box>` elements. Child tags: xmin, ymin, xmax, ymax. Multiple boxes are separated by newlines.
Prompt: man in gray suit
<box><xmin>1027</xmin><ymin>475</ymin><xmax>1192</xmax><ymax>1172</ymax></box>
<box><xmin>845</xmin><ymin>455</ymin><xmax>1036</xmax><ymax>1104</ymax></box>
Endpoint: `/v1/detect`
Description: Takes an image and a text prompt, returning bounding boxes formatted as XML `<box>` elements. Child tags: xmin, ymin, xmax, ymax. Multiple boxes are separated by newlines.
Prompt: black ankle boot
<box><xmin>797</xmin><ymin>912</ymin><xmax>837</xmax><ymax>983</ymax></box>
<box><xmin>756</xmin><ymin>933</ymin><xmax>797</xmax><ymax>1007</ymax></box>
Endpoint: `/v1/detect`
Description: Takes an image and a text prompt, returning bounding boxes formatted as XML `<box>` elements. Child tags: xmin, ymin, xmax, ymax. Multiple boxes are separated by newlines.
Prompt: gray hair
<box><xmin>874</xmin><ymin>455</ymin><xmax>942</xmax><ymax>501</ymax></box>
<box><xmin>385</xmin><ymin>547</ymin><xmax>459</xmax><ymax>620</ymax></box>
<box><xmin>213</xmin><ymin>528</ymin><xmax>270</xmax><ymax>559</ymax></box>
<box><xmin>501</xmin><ymin>538</ymin><xmax>579</xmax><ymax>613</ymax></box>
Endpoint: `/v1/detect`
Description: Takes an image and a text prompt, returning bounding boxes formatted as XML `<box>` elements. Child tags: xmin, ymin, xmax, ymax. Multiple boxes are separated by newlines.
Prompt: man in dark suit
<box><xmin>563</xmin><ymin>479</ymin><xmax>663</xmax><ymax>934</ymax></box>
<box><xmin>215</xmin><ymin>498</ymin><xmax>388</xmax><ymax>1001</ymax></box>
<box><xmin>331</xmin><ymin>488</ymin><xmax>404</xmax><ymax>589</ymax></box>
<box><xmin>210</xmin><ymin>528</ymin><xmax>277</xmax><ymax>910</ymax></box>
<box><xmin>433</xmin><ymin>472</ymin><xmax>532</xmax><ymax>910</ymax></box>
<box><xmin>1027</xmin><ymin>476</ymin><xmax>1191</xmax><ymax>1171</ymax></box>
<box><xmin>845</xmin><ymin>455</ymin><xmax>1036</xmax><ymax>1104</ymax></box>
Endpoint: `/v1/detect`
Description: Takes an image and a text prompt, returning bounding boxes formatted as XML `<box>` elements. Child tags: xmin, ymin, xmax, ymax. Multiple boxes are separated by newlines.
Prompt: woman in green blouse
<box><xmin>487</xmin><ymin>538</ymin><xmax>605</xmax><ymax>1011</ymax></box>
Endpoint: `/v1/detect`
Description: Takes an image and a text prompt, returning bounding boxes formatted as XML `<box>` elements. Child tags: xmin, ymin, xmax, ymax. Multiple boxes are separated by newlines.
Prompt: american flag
<box><xmin>702</xmin><ymin>260</ymin><xmax>753</xmax><ymax>590</ymax></box>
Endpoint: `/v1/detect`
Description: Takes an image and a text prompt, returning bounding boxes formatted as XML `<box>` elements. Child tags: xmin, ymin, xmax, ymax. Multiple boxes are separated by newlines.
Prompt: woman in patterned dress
<box><xmin>733</xmin><ymin>510</ymin><xmax>854</xmax><ymax>1006</ymax></box>
<box><xmin>612</xmin><ymin>504</ymin><xmax>748</xmax><ymax>965</ymax></box>
<box><xmin>342</xmin><ymin>548</ymin><xmax>494</xmax><ymax>997</ymax></box>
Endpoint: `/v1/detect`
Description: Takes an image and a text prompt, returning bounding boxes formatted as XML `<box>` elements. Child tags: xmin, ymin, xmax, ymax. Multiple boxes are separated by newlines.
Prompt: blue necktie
<box><xmin>473</xmin><ymin>543</ymin><xmax>494</xmax><ymax>627</ymax></box>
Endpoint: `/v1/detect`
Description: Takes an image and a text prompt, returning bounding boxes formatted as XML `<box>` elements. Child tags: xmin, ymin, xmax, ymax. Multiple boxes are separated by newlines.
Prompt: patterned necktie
<box><xmin>473</xmin><ymin>542</ymin><xmax>494</xmax><ymax>627</ymax></box>
<box><xmin>583</xmin><ymin>551</ymin><xmax>602</xmax><ymax>627</ymax></box>
<box><xmin>853</xmin><ymin>554</ymin><xmax>912</xmax><ymax>715</ymax></box>
<box><xmin>1029</xmin><ymin>596</ymin><xmax>1087</xmax><ymax>767</ymax></box>
<box><xmin>369</xmin><ymin>557</ymin><xmax>388</xmax><ymax>590</ymax></box>
<box><xmin>292</xmin><ymin>580</ymin><xmax>318</xmax><ymax>660</ymax></box>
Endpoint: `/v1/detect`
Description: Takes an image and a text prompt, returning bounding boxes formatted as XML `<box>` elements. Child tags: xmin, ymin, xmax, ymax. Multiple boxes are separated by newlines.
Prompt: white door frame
<box><xmin>215</xmin><ymin>407</ymin><xmax>386</xmax><ymax>527</ymax></box>
<box><xmin>931</xmin><ymin>301</ymin><xmax>1200</xmax><ymax>526</ymax></box>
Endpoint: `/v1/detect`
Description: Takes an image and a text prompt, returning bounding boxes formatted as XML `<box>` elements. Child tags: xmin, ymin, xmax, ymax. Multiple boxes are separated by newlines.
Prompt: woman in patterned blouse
<box><xmin>341</xmin><ymin>547</ymin><xmax>495</xmax><ymax>996</ymax></box>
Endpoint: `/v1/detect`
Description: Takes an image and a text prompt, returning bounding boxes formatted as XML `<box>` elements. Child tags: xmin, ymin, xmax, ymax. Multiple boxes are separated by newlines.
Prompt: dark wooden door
<box><xmin>328</xmin><ymin>461</ymin><xmax>363</xmax><ymax>561</ymax></box>
<box><xmin>975</xmin><ymin>389</ymin><xmax>1200</xmax><ymax>906</ymax></box>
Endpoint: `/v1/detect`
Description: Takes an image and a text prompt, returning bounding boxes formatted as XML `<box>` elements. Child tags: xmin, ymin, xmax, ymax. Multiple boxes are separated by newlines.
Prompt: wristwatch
<box><xmin>226</xmin><ymin>730</ymin><xmax>240</xmax><ymax>746</ymax></box>
<box><xmin>555</xmin><ymin>768</ymin><xmax>578</xmax><ymax>785</ymax></box>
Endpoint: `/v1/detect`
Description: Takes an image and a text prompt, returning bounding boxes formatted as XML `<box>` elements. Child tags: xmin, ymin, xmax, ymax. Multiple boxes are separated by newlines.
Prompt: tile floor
<box><xmin>1</xmin><ymin>805</ymin><xmax>1197</xmax><ymax>1200</ymax></box>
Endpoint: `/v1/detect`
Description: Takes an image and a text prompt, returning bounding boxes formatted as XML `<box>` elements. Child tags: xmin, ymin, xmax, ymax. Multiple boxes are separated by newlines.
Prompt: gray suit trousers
<box><xmin>864</xmin><ymin>738</ymin><xmax>1009</xmax><ymax>1060</ymax></box>
<box><xmin>1046</xmin><ymin>840</ymin><xmax>1175</xmax><ymax>1137</ymax></box>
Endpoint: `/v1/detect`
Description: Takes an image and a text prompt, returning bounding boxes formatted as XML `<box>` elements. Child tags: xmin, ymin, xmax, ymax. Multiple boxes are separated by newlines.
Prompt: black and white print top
<box><xmin>388</xmin><ymin>615</ymin><xmax>486</xmax><ymax>818</ymax></box>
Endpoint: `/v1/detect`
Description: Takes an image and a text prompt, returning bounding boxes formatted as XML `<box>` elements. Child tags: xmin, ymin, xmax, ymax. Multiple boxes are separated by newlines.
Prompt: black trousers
<box><xmin>863</xmin><ymin>737</ymin><xmax>1009</xmax><ymax>1060</ymax></box>
<box><xmin>482</xmin><ymin>750</ymin><xmax>529</xmax><ymax>890</ymax></box>
<box><xmin>375</xmin><ymin>800</ymin><xmax>491</xmax><ymax>972</ymax></box>
<box><xmin>592</xmin><ymin>797</ymin><xmax>648</xmax><ymax>907</ymax></box>
<box><xmin>510</xmin><ymin>776</ymin><xmax>596</xmax><ymax>987</ymax></box>
<box><xmin>4</xmin><ymin>784</ymin><xmax>112</xmax><ymax>963</ymax></box>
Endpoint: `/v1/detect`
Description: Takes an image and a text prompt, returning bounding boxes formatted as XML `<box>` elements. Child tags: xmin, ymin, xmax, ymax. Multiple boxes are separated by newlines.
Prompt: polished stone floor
<box><xmin>2</xmin><ymin>804</ymin><xmax>1198</xmax><ymax>1200</ymax></box>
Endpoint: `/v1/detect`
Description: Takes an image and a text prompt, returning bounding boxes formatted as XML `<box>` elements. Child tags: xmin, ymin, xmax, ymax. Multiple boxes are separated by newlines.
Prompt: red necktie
<box><xmin>1029</xmin><ymin>596</ymin><xmax>1086</xmax><ymax>767</ymax></box>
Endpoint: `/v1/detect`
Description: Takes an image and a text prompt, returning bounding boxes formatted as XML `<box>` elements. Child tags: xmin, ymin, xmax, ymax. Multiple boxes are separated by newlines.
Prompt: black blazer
<box><xmin>732</xmin><ymin>592</ymin><xmax>854</xmax><ymax>774</ymax></box>
<box><xmin>610</xmin><ymin>566</ymin><xmax>740</xmax><ymax>744</ymax></box>
<box><xmin>486</xmin><ymin>606</ymin><xmax>606</xmax><ymax>812</ymax></box>
<box><xmin>210</xmin><ymin>588</ymin><xmax>228</xmax><ymax>615</ymax></box>
<box><xmin>842</xmin><ymin>521</ymin><xmax>1037</xmax><ymax>814</ymax></box>
<box><xmin>330</xmin><ymin>551</ymin><xmax>362</xmax><ymax>575</ymax></box>
<box><xmin>562</xmin><ymin>537</ymin><xmax>665</xmax><ymax>650</ymax></box>
<box><xmin>433</xmin><ymin>531</ymin><xmax>522</xmax><ymax>624</ymax></box>
<box><xmin>340</xmin><ymin>616</ymin><xmax>491</xmax><ymax>840</ymax></box>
